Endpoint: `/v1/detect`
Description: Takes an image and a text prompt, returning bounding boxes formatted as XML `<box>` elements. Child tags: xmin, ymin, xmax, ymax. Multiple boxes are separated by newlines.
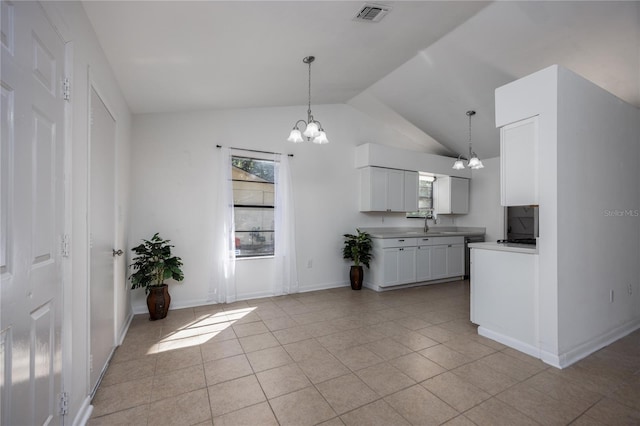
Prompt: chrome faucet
<box><xmin>424</xmin><ymin>214</ymin><xmax>429</xmax><ymax>233</ymax></box>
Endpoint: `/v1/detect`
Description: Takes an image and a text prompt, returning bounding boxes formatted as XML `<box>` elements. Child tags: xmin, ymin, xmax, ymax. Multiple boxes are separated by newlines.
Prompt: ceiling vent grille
<box><xmin>353</xmin><ymin>3</ymin><xmax>391</xmax><ymax>23</ymax></box>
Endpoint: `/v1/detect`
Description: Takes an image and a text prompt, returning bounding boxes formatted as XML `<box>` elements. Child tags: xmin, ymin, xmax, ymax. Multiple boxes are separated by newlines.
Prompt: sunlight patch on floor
<box><xmin>154</xmin><ymin>307</ymin><xmax>257</xmax><ymax>353</ymax></box>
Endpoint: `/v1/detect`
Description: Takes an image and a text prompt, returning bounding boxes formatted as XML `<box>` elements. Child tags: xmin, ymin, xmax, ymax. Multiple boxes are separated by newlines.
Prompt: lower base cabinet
<box><xmin>446</xmin><ymin>244</ymin><xmax>465</xmax><ymax>277</ymax></box>
<box><xmin>382</xmin><ymin>247</ymin><xmax>417</xmax><ymax>286</ymax></box>
<box><xmin>430</xmin><ymin>245</ymin><xmax>447</xmax><ymax>280</ymax></box>
<box><xmin>416</xmin><ymin>246</ymin><xmax>432</xmax><ymax>281</ymax></box>
<box><xmin>370</xmin><ymin>237</ymin><xmax>464</xmax><ymax>289</ymax></box>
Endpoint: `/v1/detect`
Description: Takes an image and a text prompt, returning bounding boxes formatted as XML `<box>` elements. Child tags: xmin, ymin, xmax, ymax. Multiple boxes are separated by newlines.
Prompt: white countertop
<box><xmin>359</xmin><ymin>227</ymin><xmax>486</xmax><ymax>239</ymax></box>
<box><xmin>468</xmin><ymin>242</ymin><xmax>538</xmax><ymax>254</ymax></box>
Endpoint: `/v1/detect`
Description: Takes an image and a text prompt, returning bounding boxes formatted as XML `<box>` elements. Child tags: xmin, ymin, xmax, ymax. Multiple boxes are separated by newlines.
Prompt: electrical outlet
<box><xmin>628</xmin><ymin>284</ymin><xmax>633</xmax><ymax>295</ymax></box>
<box><xmin>307</xmin><ymin>259</ymin><xmax>313</xmax><ymax>268</ymax></box>
<box><xmin>610</xmin><ymin>290</ymin><xmax>614</xmax><ymax>303</ymax></box>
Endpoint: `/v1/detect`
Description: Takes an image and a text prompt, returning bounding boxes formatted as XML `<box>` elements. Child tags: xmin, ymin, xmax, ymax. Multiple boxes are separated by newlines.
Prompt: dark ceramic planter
<box><xmin>147</xmin><ymin>284</ymin><xmax>171</xmax><ymax>320</ymax></box>
<box><xmin>350</xmin><ymin>265</ymin><xmax>364</xmax><ymax>290</ymax></box>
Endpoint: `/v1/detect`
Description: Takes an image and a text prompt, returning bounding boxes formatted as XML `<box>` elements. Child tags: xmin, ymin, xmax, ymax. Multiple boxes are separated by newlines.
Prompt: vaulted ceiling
<box><xmin>83</xmin><ymin>1</ymin><xmax>640</xmax><ymax>159</ymax></box>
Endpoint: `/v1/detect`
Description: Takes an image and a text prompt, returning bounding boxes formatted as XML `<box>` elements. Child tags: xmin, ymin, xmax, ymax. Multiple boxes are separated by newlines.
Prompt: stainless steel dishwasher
<box><xmin>465</xmin><ymin>235</ymin><xmax>485</xmax><ymax>278</ymax></box>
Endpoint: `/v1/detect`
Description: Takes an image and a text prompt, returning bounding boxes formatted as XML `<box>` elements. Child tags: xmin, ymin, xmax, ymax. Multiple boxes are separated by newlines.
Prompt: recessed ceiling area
<box><xmin>82</xmin><ymin>1</ymin><xmax>640</xmax><ymax>159</ymax></box>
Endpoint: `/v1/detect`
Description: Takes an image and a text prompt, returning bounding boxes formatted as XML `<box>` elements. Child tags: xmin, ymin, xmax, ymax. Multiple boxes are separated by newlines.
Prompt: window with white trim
<box><xmin>406</xmin><ymin>174</ymin><xmax>434</xmax><ymax>219</ymax></box>
<box><xmin>231</xmin><ymin>155</ymin><xmax>275</xmax><ymax>257</ymax></box>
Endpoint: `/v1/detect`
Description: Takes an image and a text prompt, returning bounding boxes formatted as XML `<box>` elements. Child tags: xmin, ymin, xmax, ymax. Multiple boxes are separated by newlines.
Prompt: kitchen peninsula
<box><xmin>469</xmin><ymin>241</ymin><xmax>539</xmax><ymax>358</ymax></box>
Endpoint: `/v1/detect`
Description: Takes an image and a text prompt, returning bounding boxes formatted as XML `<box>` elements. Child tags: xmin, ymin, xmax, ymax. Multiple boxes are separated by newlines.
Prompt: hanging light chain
<box><xmin>306</xmin><ymin>56</ymin><xmax>313</xmax><ymax>122</ymax></box>
<box><xmin>467</xmin><ymin>110</ymin><xmax>475</xmax><ymax>158</ymax></box>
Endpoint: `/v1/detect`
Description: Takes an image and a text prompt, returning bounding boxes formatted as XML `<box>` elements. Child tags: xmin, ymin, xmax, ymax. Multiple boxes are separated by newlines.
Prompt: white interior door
<box><xmin>88</xmin><ymin>86</ymin><xmax>116</xmax><ymax>394</ymax></box>
<box><xmin>1</xmin><ymin>1</ymin><xmax>66</xmax><ymax>424</ymax></box>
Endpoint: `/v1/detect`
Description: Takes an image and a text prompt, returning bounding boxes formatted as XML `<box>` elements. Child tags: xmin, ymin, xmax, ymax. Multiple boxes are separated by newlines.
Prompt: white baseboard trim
<box><xmin>477</xmin><ymin>327</ymin><xmax>541</xmax><ymax>360</ymax></box>
<box><xmin>479</xmin><ymin>318</ymin><xmax>640</xmax><ymax>369</ymax></box>
<box><xmin>72</xmin><ymin>396</ymin><xmax>93</xmax><ymax>426</ymax></box>
<box><xmin>554</xmin><ymin>318</ymin><xmax>640</xmax><ymax>368</ymax></box>
<box><xmin>117</xmin><ymin>311</ymin><xmax>134</xmax><ymax>345</ymax></box>
<box><xmin>364</xmin><ymin>277</ymin><xmax>464</xmax><ymax>293</ymax></box>
<box><xmin>130</xmin><ymin>281</ymin><xmax>352</xmax><ymax>313</ymax></box>
<box><xmin>299</xmin><ymin>281</ymin><xmax>349</xmax><ymax>293</ymax></box>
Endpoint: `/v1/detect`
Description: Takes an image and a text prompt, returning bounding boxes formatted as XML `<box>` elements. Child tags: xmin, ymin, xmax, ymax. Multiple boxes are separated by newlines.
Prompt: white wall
<box><xmin>556</xmin><ymin>67</ymin><xmax>640</xmax><ymax>357</ymax></box>
<box><xmin>455</xmin><ymin>156</ymin><xmax>503</xmax><ymax>242</ymax></box>
<box><xmin>42</xmin><ymin>2</ymin><xmax>133</xmax><ymax>423</ymax></box>
<box><xmin>129</xmin><ymin>105</ymin><xmax>453</xmax><ymax>311</ymax></box>
<box><xmin>496</xmin><ymin>65</ymin><xmax>560</xmax><ymax>363</ymax></box>
<box><xmin>496</xmin><ymin>64</ymin><xmax>640</xmax><ymax>367</ymax></box>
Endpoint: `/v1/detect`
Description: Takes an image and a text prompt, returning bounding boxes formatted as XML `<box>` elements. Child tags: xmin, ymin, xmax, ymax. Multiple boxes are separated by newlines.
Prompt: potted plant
<box><xmin>342</xmin><ymin>229</ymin><xmax>373</xmax><ymax>290</ymax></box>
<box><xmin>129</xmin><ymin>232</ymin><xmax>184</xmax><ymax>320</ymax></box>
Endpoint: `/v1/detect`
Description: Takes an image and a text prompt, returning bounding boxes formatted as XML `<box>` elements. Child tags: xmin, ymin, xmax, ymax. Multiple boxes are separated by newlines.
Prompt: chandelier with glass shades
<box><xmin>452</xmin><ymin>110</ymin><xmax>483</xmax><ymax>170</ymax></box>
<box><xmin>287</xmin><ymin>56</ymin><xmax>329</xmax><ymax>144</ymax></box>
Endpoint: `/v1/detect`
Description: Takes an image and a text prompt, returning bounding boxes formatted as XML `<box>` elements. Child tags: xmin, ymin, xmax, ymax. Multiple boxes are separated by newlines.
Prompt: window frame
<box><xmin>406</xmin><ymin>173</ymin><xmax>434</xmax><ymax>219</ymax></box>
<box><xmin>231</xmin><ymin>154</ymin><xmax>276</xmax><ymax>258</ymax></box>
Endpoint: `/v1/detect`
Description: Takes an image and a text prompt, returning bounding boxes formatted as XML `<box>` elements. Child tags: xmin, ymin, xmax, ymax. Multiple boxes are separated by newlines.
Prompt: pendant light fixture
<box><xmin>452</xmin><ymin>110</ymin><xmax>484</xmax><ymax>170</ymax></box>
<box><xmin>287</xmin><ymin>56</ymin><xmax>329</xmax><ymax>144</ymax></box>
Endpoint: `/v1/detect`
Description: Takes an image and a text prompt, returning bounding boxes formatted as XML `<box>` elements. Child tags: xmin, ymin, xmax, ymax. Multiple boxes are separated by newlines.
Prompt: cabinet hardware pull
<box><xmin>448</xmin><ymin>244</ymin><xmax>452</xmax><ymax>247</ymax></box>
<box><xmin>398</xmin><ymin>239</ymin><xmax>405</xmax><ymax>242</ymax></box>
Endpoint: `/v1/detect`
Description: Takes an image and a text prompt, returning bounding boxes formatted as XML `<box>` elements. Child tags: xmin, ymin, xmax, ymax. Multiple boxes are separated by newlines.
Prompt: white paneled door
<box><xmin>88</xmin><ymin>86</ymin><xmax>116</xmax><ymax>394</ymax></box>
<box><xmin>1</xmin><ymin>1</ymin><xmax>66</xmax><ymax>425</ymax></box>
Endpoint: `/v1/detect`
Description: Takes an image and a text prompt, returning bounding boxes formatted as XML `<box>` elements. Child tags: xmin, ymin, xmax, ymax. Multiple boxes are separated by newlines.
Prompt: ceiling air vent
<box><xmin>353</xmin><ymin>3</ymin><xmax>391</xmax><ymax>23</ymax></box>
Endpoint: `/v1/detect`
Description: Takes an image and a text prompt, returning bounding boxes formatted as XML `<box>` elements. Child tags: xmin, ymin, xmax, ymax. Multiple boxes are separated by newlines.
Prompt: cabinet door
<box><xmin>403</xmin><ymin>171</ymin><xmax>419</xmax><ymax>212</ymax></box>
<box><xmin>446</xmin><ymin>244</ymin><xmax>465</xmax><ymax>277</ymax></box>
<box><xmin>416</xmin><ymin>246</ymin><xmax>432</xmax><ymax>282</ymax></box>
<box><xmin>450</xmin><ymin>177</ymin><xmax>469</xmax><ymax>214</ymax></box>
<box><xmin>435</xmin><ymin>176</ymin><xmax>469</xmax><ymax>214</ymax></box>
<box><xmin>398</xmin><ymin>247</ymin><xmax>416</xmax><ymax>284</ymax></box>
<box><xmin>370</xmin><ymin>167</ymin><xmax>389</xmax><ymax>211</ymax></box>
<box><xmin>500</xmin><ymin>116</ymin><xmax>538</xmax><ymax>206</ymax></box>
<box><xmin>434</xmin><ymin>177</ymin><xmax>451</xmax><ymax>214</ymax></box>
<box><xmin>382</xmin><ymin>248</ymin><xmax>400</xmax><ymax>287</ymax></box>
<box><xmin>431</xmin><ymin>245</ymin><xmax>448</xmax><ymax>279</ymax></box>
<box><xmin>386</xmin><ymin>169</ymin><xmax>405</xmax><ymax>212</ymax></box>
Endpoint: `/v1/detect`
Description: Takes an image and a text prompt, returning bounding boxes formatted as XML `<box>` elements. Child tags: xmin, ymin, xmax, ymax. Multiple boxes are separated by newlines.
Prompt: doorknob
<box><xmin>112</xmin><ymin>249</ymin><xmax>124</xmax><ymax>257</ymax></box>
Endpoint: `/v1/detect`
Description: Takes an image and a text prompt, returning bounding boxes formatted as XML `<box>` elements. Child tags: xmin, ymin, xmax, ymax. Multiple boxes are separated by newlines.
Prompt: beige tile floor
<box><xmin>89</xmin><ymin>280</ymin><xmax>640</xmax><ymax>426</ymax></box>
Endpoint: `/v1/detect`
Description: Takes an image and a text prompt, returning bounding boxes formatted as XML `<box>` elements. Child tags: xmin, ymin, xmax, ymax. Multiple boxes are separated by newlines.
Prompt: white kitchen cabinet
<box><xmin>446</xmin><ymin>243</ymin><xmax>465</xmax><ymax>277</ymax></box>
<box><xmin>500</xmin><ymin>116</ymin><xmax>538</xmax><ymax>206</ymax></box>
<box><xmin>398</xmin><ymin>247</ymin><xmax>417</xmax><ymax>284</ymax></box>
<box><xmin>470</xmin><ymin>246</ymin><xmax>538</xmax><ymax>355</ymax></box>
<box><xmin>435</xmin><ymin>176</ymin><xmax>469</xmax><ymax>214</ymax></box>
<box><xmin>371</xmin><ymin>238</ymin><xmax>416</xmax><ymax>287</ymax></box>
<box><xmin>430</xmin><ymin>245</ymin><xmax>447</xmax><ymax>280</ymax></box>
<box><xmin>403</xmin><ymin>170</ymin><xmax>419</xmax><ymax>212</ymax></box>
<box><xmin>360</xmin><ymin>167</ymin><xmax>418</xmax><ymax>212</ymax></box>
<box><xmin>369</xmin><ymin>236</ymin><xmax>464</xmax><ymax>289</ymax></box>
<box><xmin>422</xmin><ymin>241</ymin><xmax>464</xmax><ymax>281</ymax></box>
<box><xmin>416</xmin><ymin>245</ymin><xmax>432</xmax><ymax>281</ymax></box>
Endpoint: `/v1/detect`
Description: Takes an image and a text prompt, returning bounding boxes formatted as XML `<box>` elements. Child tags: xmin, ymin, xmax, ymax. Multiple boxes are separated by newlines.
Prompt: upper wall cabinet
<box><xmin>500</xmin><ymin>116</ymin><xmax>539</xmax><ymax>206</ymax></box>
<box><xmin>435</xmin><ymin>176</ymin><xmax>469</xmax><ymax>214</ymax></box>
<box><xmin>360</xmin><ymin>167</ymin><xmax>418</xmax><ymax>212</ymax></box>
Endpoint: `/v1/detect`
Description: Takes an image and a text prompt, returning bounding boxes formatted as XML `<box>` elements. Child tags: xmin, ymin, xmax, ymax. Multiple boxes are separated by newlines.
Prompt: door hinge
<box><xmin>62</xmin><ymin>77</ymin><xmax>70</xmax><ymax>101</ymax></box>
<box><xmin>61</xmin><ymin>234</ymin><xmax>70</xmax><ymax>258</ymax></box>
<box><xmin>58</xmin><ymin>392</ymin><xmax>69</xmax><ymax>416</ymax></box>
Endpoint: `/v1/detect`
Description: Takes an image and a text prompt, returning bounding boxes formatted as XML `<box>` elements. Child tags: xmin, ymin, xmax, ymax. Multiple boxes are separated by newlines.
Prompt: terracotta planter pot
<box><xmin>350</xmin><ymin>265</ymin><xmax>364</xmax><ymax>290</ymax></box>
<box><xmin>147</xmin><ymin>284</ymin><xmax>171</xmax><ymax>320</ymax></box>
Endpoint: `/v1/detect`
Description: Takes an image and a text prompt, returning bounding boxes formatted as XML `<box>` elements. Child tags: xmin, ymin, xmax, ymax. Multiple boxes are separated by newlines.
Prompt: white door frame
<box><xmin>86</xmin><ymin>68</ymin><xmax>119</xmax><ymax>396</ymax></box>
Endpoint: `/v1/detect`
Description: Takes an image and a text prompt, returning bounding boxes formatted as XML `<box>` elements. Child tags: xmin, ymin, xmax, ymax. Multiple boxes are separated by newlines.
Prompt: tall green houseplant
<box><xmin>129</xmin><ymin>233</ymin><xmax>184</xmax><ymax>320</ymax></box>
<box><xmin>129</xmin><ymin>233</ymin><xmax>184</xmax><ymax>292</ymax></box>
<box><xmin>342</xmin><ymin>229</ymin><xmax>372</xmax><ymax>290</ymax></box>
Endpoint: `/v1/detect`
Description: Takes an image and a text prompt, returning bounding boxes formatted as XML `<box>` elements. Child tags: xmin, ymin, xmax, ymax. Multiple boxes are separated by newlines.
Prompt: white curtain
<box><xmin>274</xmin><ymin>154</ymin><xmax>299</xmax><ymax>295</ymax></box>
<box><xmin>212</xmin><ymin>147</ymin><xmax>237</xmax><ymax>303</ymax></box>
